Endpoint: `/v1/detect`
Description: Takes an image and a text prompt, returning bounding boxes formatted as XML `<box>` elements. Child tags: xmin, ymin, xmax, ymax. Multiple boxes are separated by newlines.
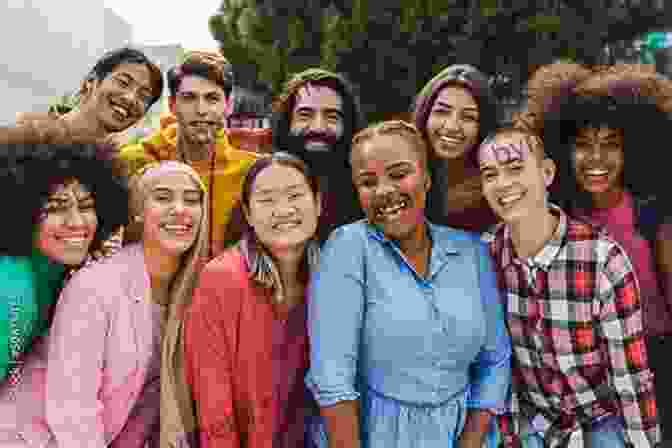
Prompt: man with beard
<box><xmin>272</xmin><ymin>68</ymin><xmax>366</xmax><ymax>243</ymax></box>
<box><xmin>120</xmin><ymin>49</ymin><xmax>259</xmax><ymax>257</ymax></box>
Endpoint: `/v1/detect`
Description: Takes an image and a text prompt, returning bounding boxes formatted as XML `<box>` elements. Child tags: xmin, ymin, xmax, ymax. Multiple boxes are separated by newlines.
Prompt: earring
<box><xmin>134</xmin><ymin>215</ymin><xmax>143</xmax><ymax>223</ymax></box>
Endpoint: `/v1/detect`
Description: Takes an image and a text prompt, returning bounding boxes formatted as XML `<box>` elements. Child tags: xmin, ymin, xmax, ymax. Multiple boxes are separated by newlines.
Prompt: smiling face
<box><xmin>289</xmin><ymin>84</ymin><xmax>345</xmax><ymax>153</ymax></box>
<box><xmin>34</xmin><ymin>179</ymin><xmax>98</xmax><ymax>266</ymax></box>
<box><xmin>425</xmin><ymin>85</ymin><xmax>480</xmax><ymax>160</ymax></box>
<box><xmin>170</xmin><ymin>75</ymin><xmax>229</xmax><ymax>147</ymax></box>
<box><xmin>142</xmin><ymin>172</ymin><xmax>204</xmax><ymax>257</ymax></box>
<box><xmin>244</xmin><ymin>163</ymin><xmax>321</xmax><ymax>254</ymax></box>
<box><xmin>80</xmin><ymin>63</ymin><xmax>153</xmax><ymax>133</ymax></box>
<box><xmin>478</xmin><ymin>131</ymin><xmax>555</xmax><ymax>226</ymax></box>
<box><xmin>572</xmin><ymin>126</ymin><xmax>624</xmax><ymax>197</ymax></box>
<box><xmin>351</xmin><ymin>133</ymin><xmax>430</xmax><ymax>242</ymax></box>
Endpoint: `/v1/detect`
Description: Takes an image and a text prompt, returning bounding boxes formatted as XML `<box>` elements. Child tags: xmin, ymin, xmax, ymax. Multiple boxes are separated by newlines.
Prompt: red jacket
<box><xmin>184</xmin><ymin>248</ymin><xmax>315</xmax><ymax>447</ymax></box>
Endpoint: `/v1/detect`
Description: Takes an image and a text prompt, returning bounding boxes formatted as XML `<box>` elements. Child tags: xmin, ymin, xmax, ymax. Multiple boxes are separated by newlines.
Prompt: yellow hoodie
<box><xmin>119</xmin><ymin>116</ymin><xmax>260</xmax><ymax>256</ymax></box>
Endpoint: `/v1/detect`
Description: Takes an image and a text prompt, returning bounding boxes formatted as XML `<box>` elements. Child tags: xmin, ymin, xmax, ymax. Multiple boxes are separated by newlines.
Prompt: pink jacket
<box><xmin>45</xmin><ymin>243</ymin><xmax>160</xmax><ymax>448</ymax></box>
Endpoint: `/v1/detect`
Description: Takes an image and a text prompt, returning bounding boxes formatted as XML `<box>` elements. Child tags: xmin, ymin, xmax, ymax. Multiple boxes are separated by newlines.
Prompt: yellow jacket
<box><xmin>119</xmin><ymin>119</ymin><xmax>260</xmax><ymax>256</ymax></box>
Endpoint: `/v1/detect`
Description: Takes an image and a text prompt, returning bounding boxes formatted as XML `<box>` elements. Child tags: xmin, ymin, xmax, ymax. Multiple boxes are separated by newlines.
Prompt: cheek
<box><xmin>35</xmin><ymin>218</ymin><xmax>61</xmax><ymax>251</ymax></box>
<box><xmin>356</xmin><ymin>188</ymin><xmax>374</xmax><ymax>211</ymax></box>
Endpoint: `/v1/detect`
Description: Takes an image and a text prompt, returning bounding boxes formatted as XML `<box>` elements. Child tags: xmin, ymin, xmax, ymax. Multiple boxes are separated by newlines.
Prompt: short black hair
<box><xmin>167</xmin><ymin>58</ymin><xmax>234</xmax><ymax>98</ymax></box>
<box><xmin>85</xmin><ymin>47</ymin><xmax>163</xmax><ymax>110</ymax></box>
<box><xmin>0</xmin><ymin>143</ymin><xmax>129</xmax><ymax>256</ymax></box>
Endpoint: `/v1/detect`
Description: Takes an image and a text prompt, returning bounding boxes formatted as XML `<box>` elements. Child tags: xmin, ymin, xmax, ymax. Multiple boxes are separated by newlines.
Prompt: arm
<box><xmin>460</xmin><ymin>242</ymin><xmax>512</xmax><ymax>448</ymax></box>
<box><xmin>184</xmin><ymin>263</ymin><xmax>240</xmax><ymax>448</ymax></box>
<box><xmin>598</xmin><ymin>246</ymin><xmax>660</xmax><ymax>448</ymax></box>
<box><xmin>110</xmin><ymin>374</ymin><xmax>161</xmax><ymax>448</ymax></box>
<box><xmin>306</xmin><ymin>227</ymin><xmax>366</xmax><ymax>448</ymax></box>
<box><xmin>45</xmin><ymin>274</ymin><xmax>108</xmax><ymax>448</ymax></box>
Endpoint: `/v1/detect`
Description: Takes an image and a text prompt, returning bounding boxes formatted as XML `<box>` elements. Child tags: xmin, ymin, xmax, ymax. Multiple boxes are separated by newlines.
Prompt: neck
<box><xmin>143</xmin><ymin>243</ymin><xmax>181</xmax><ymax>292</ymax></box>
<box><xmin>177</xmin><ymin>128</ymin><xmax>212</xmax><ymax>162</ymax></box>
<box><xmin>398</xmin><ymin>222</ymin><xmax>431</xmax><ymax>258</ymax></box>
<box><xmin>590</xmin><ymin>187</ymin><xmax>624</xmax><ymax>210</ymax></box>
<box><xmin>62</xmin><ymin>109</ymin><xmax>107</xmax><ymax>140</ymax></box>
<box><xmin>270</xmin><ymin>245</ymin><xmax>306</xmax><ymax>292</ymax></box>
<box><xmin>509</xmin><ymin>207</ymin><xmax>559</xmax><ymax>259</ymax></box>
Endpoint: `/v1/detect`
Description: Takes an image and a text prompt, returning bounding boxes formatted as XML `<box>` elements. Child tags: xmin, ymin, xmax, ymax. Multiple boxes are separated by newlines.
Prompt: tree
<box><xmin>210</xmin><ymin>0</ymin><xmax>672</xmax><ymax>122</ymax></box>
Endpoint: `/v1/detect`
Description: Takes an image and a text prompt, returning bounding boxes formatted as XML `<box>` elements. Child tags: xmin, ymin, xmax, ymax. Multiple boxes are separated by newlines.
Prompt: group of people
<box><xmin>0</xmin><ymin>44</ymin><xmax>669</xmax><ymax>448</ymax></box>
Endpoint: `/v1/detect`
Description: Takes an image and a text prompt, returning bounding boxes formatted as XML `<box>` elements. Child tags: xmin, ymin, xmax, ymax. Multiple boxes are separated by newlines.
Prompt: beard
<box><xmin>282</xmin><ymin>130</ymin><xmax>349</xmax><ymax>178</ymax></box>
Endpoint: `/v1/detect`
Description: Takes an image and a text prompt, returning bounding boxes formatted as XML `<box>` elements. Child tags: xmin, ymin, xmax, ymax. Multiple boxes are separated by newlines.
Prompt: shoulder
<box><xmin>430</xmin><ymin>223</ymin><xmax>487</xmax><ymax>256</ymax></box>
<box><xmin>191</xmin><ymin>248</ymin><xmax>250</xmax><ymax>313</ymax></box>
<box><xmin>0</xmin><ymin>255</ymin><xmax>34</xmax><ymax>291</ymax></box>
<box><xmin>323</xmin><ymin>221</ymin><xmax>370</xmax><ymax>251</ymax></box>
<box><xmin>217</xmin><ymin>134</ymin><xmax>262</xmax><ymax>165</ymax></box>
<box><xmin>63</xmin><ymin>245</ymin><xmax>142</xmax><ymax>304</ymax></box>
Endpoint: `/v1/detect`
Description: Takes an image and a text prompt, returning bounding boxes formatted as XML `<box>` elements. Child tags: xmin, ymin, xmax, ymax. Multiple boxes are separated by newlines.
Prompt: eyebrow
<box><xmin>254</xmin><ymin>183</ymin><xmax>306</xmax><ymax>195</ymax></box>
<box><xmin>356</xmin><ymin>161</ymin><xmax>413</xmax><ymax>176</ymax></box>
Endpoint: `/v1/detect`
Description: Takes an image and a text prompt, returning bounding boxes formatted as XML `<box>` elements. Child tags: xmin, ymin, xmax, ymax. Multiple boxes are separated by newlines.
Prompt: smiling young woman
<box><xmin>0</xmin><ymin>142</ymin><xmax>128</xmax><ymax>445</ymax></box>
<box><xmin>184</xmin><ymin>152</ymin><xmax>324</xmax><ymax>448</ymax></box>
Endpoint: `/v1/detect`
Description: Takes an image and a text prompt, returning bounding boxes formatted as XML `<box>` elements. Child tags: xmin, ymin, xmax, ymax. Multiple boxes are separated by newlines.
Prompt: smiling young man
<box><xmin>120</xmin><ymin>50</ymin><xmax>259</xmax><ymax>256</ymax></box>
<box><xmin>478</xmin><ymin>127</ymin><xmax>660</xmax><ymax>448</ymax></box>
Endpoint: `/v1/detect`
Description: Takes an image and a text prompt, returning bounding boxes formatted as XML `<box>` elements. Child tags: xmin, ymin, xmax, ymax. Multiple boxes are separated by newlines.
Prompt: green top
<box><xmin>0</xmin><ymin>248</ymin><xmax>65</xmax><ymax>382</ymax></box>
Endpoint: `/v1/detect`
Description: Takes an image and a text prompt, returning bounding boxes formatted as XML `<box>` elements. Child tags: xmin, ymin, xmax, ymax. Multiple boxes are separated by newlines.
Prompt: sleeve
<box><xmin>184</xmin><ymin>263</ymin><xmax>240</xmax><ymax>448</ymax></box>
<box><xmin>45</xmin><ymin>273</ymin><xmax>108</xmax><ymax>448</ymax></box>
<box><xmin>598</xmin><ymin>244</ymin><xmax>660</xmax><ymax>448</ymax></box>
<box><xmin>110</xmin><ymin>373</ymin><xmax>161</xmax><ymax>448</ymax></box>
<box><xmin>466</xmin><ymin>241</ymin><xmax>512</xmax><ymax>413</ymax></box>
<box><xmin>305</xmin><ymin>226</ymin><xmax>366</xmax><ymax>407</ymax></box>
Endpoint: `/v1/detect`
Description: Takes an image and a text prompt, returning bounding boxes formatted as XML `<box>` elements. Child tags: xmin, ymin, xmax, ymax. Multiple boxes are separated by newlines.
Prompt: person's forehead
<box><xmin>178</xmin><ymin>75</ymin><xmax>224</xmax><ymax>95</ymax></box>
<box><xmin>293</xmin><ymin>84</ymin><xmax>343</xmax><ymax>111</ymax></box>
<box><xmin>109</xmin><ymin>63</ymin><xmax>151</xmax><ymax>84</ymax></box>
<box><xmin>353</xmin><ymin>134</ymin><xmax>420</xmax><ymax>167</ymax></box>
<box><xmin>478</xmin><ymin>132</ymin><xmax>537</xmax><ymax>165</ymax></box>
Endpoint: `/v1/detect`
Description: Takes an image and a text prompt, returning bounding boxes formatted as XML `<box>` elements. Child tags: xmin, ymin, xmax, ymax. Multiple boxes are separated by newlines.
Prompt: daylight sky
<box><xmin>104</xmin><ymin>0</ymin><xmax>223</xmax><ymax>49</ymax></box>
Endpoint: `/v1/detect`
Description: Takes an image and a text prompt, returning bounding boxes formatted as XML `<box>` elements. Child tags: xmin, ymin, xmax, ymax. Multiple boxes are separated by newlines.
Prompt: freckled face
<box><xmin>426</xmin><ymin>85</ymin><xmax>480</xmax><ymax>159</ymax></box>
<box><xmin>351</xmin><ymin>134</ymin><xmax>430</xmax><ymax>241</ymax></box>
<box><xmin>142</xmin><ymin>173</ymin><xmax>204</xmax><ymax>257</ymax></box>
<box><xmin>34</xmin><ymin>179</ymin><xmax>98</xmax><ymax>266</ymax></box>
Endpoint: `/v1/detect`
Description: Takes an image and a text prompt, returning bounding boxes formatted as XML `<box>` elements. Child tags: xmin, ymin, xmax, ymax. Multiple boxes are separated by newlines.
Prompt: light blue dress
<box><xmin>306</xmin><ymin>221</ymin><xmax>511</xmax><ymax>448</ymax></box>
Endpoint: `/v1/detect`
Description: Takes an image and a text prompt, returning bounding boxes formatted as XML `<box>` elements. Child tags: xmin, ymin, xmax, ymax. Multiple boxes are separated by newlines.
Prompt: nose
<box><xmin>440</xmin><ymin>112</ymin><xmax>460</xmax><ymax>132</ymax></box>
<box><xmin>373</xmin><ymin>180</ymin><xmax>396</xmax><ymax>197</ymax></box>
<box><xmin>273</xmin><ymin>202</ymin><xmax>297</xmax><ymax>218</ymax></box>
<box><xmin>494</xmin><ymin>172</ymin><xmax>514</xmax><ymax>190</ymax></box>
<box><xmin>588</xmin><ymin>144</ymin><xmax>604</xmax><ymax>162</ymax></box>
<box><xmin>64</xmin><ymin>207</ymin><xmax>86</xmax><ymax>227</ymax></box>
<box><xmin>311</xmin><ymin>113</ymin><xmax>327</xmax><ymax>131</ymax></box>
<box><xmin>195</xmin><ymin>97</ymin><xmax>209</xmax><ymax>115</ymax></box>
<box><xmin>172</xmin><ymin>199</ymin><xmax>186</xmax><ymax>215</ymax></box>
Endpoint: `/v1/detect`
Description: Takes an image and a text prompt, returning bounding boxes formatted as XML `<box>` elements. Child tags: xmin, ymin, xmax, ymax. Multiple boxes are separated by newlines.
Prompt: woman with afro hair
<box><xmin>0</xmin><ymin>142</ymin><xmax>129</xmax><ymax>445</ymax></box>
<box><xmin>515</xmin><ymin>61</ymin><xmax>672</xmax><ymax>443</ymax></box>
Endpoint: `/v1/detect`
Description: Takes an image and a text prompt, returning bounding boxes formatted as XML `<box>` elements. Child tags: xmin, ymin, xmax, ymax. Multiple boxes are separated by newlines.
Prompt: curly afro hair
<box><xmin>0</xmin><ymin>142</ymin><xmax>129</xmax><ymax>256</ymax></box>
<box><xmin>515</xmin><ymin>62</ymin><xmax>672</xmax><ymax>210</ymax></box>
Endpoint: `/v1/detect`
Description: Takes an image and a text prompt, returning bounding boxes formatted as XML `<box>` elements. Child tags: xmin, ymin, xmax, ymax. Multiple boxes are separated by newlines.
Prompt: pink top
<box><xmin>185</xmin><ymin>248</ymin><xmax>316</xmax><ymax>448</ymax></box>
<box><xmin>577</xmin><ymin>191</ymin><xmax>672</xmax><ymax>336</ymax></box>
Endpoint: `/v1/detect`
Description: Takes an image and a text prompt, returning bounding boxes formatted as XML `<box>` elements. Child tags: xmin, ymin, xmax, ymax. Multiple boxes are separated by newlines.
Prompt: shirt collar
<box><xmin>499</xmin><ymin>203</ymin><xmax>567</xmax><ymax>271</ymax></box>
<box><xmin>365</xmin><ymin>219</ymin><xmax>460</xmax><ymax>257</ymax></box>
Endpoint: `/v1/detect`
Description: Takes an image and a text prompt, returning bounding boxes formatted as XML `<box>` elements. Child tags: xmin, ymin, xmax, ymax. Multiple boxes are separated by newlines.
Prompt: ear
<box><xmin>79</xmin><ymin>78</ymin><xmax>96</xmax><ymax>104</ymax></box>
<box><xmin>541</xmin><ymin>158</ymin><xmax>556</xmax><ymax>188</ymax></box>
<box><xmin>424</xmin><ymin>170</ymin><xmax>432</xmax><ymax>192</ymax></box>
<box><xmin>241</xmin><ymin>202</ymin><xmax>251</xmax><ymax>224</ymax></box>
<box><xmin>224</xmin><ymin>93</ymin><xmax>234</xmax><ymax>117</ymax></box>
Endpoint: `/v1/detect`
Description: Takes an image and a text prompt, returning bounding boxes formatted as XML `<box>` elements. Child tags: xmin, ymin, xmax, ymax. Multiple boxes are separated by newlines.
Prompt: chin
<box><xmin>53</xmin><ymin>250</ymin><xmax>89</xmax><ymax>267</ymax></box>
<box><xmin>160</xmin><ymin>240</ymin><xmax>197</xmax><ymax>256</ymax></box>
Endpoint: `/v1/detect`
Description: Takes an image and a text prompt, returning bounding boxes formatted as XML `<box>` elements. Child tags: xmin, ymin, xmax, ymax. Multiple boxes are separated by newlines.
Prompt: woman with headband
<box><xmin>44</xmin><ymin>161</ymin><xmax>209</xmax><ymax>448</ymax></box>
<box><xmin>412</xmin><ymin>64</ymin><xmax>500</xmax><ymax>233</ymax></box>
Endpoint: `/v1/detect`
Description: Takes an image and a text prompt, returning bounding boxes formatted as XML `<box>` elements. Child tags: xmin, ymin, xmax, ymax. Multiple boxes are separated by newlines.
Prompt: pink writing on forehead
<box><xmin>480</xmin><ymin>139</ymin><xmax>530</xmax><ymax>165</ymax></box>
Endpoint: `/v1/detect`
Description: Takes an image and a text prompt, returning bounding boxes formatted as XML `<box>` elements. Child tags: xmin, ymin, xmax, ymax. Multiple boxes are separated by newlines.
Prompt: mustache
<box><xmin>291</xmin><ymin>128</ymin><xmax>339</xmax><ymax>146</ymax></box>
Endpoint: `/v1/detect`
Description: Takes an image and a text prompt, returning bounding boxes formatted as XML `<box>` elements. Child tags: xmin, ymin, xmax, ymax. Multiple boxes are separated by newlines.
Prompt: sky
<box><xmin>104</xmin><ymin>0</ymin><xmax>223</xmax><ymax>49</ymax></box>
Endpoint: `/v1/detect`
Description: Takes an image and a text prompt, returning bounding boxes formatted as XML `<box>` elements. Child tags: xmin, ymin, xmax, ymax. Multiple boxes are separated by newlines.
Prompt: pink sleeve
<box><xmin>110</xmin><ymin>374</ymin><xmax>160</xmax><ymax>448</ymax></box>
<box><xmin>46</xmin><ymin>273</ymin><xmax>108</xmax><ymax>448</ymax></box>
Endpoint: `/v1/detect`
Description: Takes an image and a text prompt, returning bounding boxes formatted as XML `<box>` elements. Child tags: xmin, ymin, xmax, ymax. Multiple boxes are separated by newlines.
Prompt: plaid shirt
<box><xmin>482</xmin><ymin>205</ymin><xmax>660</xmax><ymax>448</ymax></box>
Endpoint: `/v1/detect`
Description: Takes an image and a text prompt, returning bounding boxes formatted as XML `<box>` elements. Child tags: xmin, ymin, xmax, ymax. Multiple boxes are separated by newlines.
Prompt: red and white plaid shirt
<box><xmin>483</xmin><ymin>205</ymin><xmax>660</xmax><ymax>448</ymax></box>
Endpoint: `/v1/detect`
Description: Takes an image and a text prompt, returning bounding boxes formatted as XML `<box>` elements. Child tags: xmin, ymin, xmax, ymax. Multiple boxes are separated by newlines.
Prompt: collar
<box><xmin>142</xmin><ymin>122</ymin><xmax>234</xmax><ymax>162</ymax></box>
<box><xmin>499</xmin><ymin>203</ymin><xmax>567</xmax><ymax>271</ymax></box>
<box><xmin>365</xmin><ymin>219</ymin><xmax>461</xmax><ymax>257</ymax></box>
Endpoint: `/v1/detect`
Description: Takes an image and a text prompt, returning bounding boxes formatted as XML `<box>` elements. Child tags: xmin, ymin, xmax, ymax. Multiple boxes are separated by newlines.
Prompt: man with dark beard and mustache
<box><xmin>120</xmin><ymin>49</ymin><xmax>259</xmax><ymax>257</ymax></box>
<box><xmin>272</xmin><ymin>68</ymin><xmax>366</xmax><ymax>243</ymax></box>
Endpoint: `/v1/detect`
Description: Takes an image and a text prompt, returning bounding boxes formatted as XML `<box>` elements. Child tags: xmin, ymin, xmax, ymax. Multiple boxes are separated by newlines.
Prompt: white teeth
<box><xmin>440</xmin><ymin>136</ymin><xmax>463</xmax><ymax>144</ymax></box>
<box><xmin>499</xmin><ymin>193</ymin><xmax>523</xmax><ymax>205</ymax></box>
<box><xmin>111</xmin><ymin>104</ymin><xmax>129</xmax><ymax>119</ymax></box>
<box><xmin>60</xmin><ymin>236</ymin><xmax>87</xmax><ymax>247</ymax></box>
<box><xmin>274</xmin><ymin>221</ymin><xmax>300</xmax><ymax>230</ymax></box>
<box><xmin>162</xmin><ymin>225</ymin><xmax>191</xmax><ymax>233</ymax></box>
<box><xmin>586</xmin><ymin>170</ymin><xmax>608</xmax><ymax>175</ymax></box>
<box><xmin>377</xmin><ymin>200</ymin><xmax>408</xmax><ymax>219</ymax></box>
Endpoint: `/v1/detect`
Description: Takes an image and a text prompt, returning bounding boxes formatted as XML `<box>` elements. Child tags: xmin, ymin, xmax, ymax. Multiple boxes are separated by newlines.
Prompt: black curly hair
<box><xmin>0</xmin><ymin>142</ymin><xmax>129</xmax><ymax>256</ymax></box>
<box><xmin>542</xmin><ymin>92</ymin><xmax>670</xmax><ymax>210</ymax></box>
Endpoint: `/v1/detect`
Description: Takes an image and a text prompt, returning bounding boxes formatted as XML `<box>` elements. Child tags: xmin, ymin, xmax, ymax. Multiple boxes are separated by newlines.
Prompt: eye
<box><xmin>463</xmin><ymin>115</ymin><xmax>479</xmax><ymax>122</ymax></box>
<box><xmin>256</xmin><ymin>198</ymin><xmax>274</xmax><ymax>205</ymax></box>
<box><xmin>79</xmin><ymin>199</ymin><xmax>96</xmax><ymax>210</ymax></box>
<box><xmin>358</xmin><ymin>178</ymin><xmax>376</xmax><ymax>189</ymax></box>
<box><xmin>289</xmin><ymin>192</ymin><xmax>305</xmax><ymax>200</ymax></box>
<box><xmin>389</xmin><ymin>170</ymin><xmax>407</xmax><ymax>180</ymax></box>
<box><xmin>116</xmin><ymin>77</ymin><xmax>130</xmax><ymax>88</ymax></box>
